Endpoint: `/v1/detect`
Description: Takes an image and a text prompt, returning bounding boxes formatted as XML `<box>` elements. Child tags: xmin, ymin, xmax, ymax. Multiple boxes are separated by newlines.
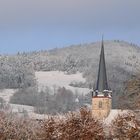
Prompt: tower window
<box><xmin>99</xmin><ymin>101</ymin><xmax>102</xmax><ymax>108</ymax></box>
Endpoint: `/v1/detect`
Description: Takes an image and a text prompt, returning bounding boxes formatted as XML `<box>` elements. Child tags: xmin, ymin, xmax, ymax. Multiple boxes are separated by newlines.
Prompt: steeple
<box><xmin>92</xmin><ymin>37</ymin><xmax>112</xmax><ymax>119</ymax></box>
<box><xmin>96</xmin><ymin>36</ymin><xmax>109</xmax><ymax>93</ymax></box>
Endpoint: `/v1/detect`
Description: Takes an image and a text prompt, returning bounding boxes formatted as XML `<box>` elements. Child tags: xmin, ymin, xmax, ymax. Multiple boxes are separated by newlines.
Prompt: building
<box><xmin>92</xmin><ymin>38</ymin><xmax>112</xmax><ymax>119</ymax></box>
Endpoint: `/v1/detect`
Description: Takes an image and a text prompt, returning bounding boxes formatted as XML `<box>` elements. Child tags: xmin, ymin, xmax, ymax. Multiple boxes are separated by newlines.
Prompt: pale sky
<box><xmin>0</xmin><ymin>0</ymin><xmax>139</xmax><ymax>54</ymax></box>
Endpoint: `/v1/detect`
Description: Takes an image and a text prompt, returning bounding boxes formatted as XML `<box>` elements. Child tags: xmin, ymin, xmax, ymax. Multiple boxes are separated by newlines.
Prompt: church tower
<box><xmin>92</xmin><ymin>37</ymin><xmax>112</xmax><ymax>119</ymax></box>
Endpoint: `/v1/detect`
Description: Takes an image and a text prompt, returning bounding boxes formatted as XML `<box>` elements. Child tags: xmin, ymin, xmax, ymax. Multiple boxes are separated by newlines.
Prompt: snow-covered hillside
<box><xmin>0</xmin><ymin>40</ymin><xmax>139</xmax><ymax>109</ymax></box>
<box><xmin>0</xmin><ymin>40</ymin><xmax>139</xmax><ymax>119</ymax></box>
<box><xmin>36</xmin><ymin>71</ymin><xmax>90</xmax><ymax>95</ymax></box>
<box><xmin>0</xmin><ymin>71</ymin><xmax>91</xmax><ymax>119</ymax></box>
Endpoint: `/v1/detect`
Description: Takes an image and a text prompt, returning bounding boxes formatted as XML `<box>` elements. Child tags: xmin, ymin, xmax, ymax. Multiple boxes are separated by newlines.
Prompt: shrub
<box><xmin>41</xmin><ymin>108</ymin><xmax>105</xmax><ymax>140</ymax></box>
<box><xmin>10</xmin><ymin>86</ymin><xmax>38</xmax><ymax>106</ymax></box>
<box><xmin>110</xmin><ymin>112</ymin><xmax>140</xmax><ymax>139</ymax></box>
<box><xmin>0</xmin><ymin>111</ymin><xmax>41</xmax><ymax>140</ymax></box>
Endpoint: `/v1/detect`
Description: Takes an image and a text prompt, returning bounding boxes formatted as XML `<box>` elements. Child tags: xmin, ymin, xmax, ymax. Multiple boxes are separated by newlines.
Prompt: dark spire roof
<box><xmin>96</xmin><ymin>37</ymin><xmax>109</xmax><ymax>92</ymax></box>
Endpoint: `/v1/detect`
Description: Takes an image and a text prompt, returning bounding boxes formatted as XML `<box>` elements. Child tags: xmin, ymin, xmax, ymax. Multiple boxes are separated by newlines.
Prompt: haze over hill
<box><xmin>0</xmin><ymin>40</ymin><xmax>140</xmax><ymax>109</ymax></box>
<box><xmin>28</xmin><ymin>40</ymin><xmax>140</xmax><ymax>107</ymax></box>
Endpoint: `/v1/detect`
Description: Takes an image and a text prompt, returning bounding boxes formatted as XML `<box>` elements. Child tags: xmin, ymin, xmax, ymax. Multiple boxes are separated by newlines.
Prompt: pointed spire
<box><xmin>96</xmin><ymin>36</ymin><xmax>109</xmax><ymax>93</ymax></box>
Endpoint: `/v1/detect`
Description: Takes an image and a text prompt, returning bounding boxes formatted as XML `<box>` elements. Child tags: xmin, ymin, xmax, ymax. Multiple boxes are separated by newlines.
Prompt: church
<box><xmin>92</xmin><ymin>38</ymin><xmax>112</xmax><ymax>119</ymax></box>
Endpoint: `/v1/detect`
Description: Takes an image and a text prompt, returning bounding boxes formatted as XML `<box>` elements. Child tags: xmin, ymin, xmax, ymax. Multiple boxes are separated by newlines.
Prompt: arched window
<box><xmin>99</xmin><ymin>101</ymin><xmax>102</xmax><ymax>108</ymax></box>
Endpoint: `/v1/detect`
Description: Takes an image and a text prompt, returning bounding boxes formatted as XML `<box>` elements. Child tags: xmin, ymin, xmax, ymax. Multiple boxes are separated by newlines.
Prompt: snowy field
<box><xmin>35</xmin><ymin>71</ymin><xmax>90</xmax><ymax>95</ymax></box>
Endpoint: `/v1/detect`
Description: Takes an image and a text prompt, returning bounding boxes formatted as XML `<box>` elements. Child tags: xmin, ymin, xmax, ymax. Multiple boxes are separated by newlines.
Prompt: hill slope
<box><xmin>1</xmin><ymin>40</ymin><xmax>140</xmax><ymax>108</ymax></box>
<box><xmin>23</xmin><ymin>40</ymin><xmax>140</xmax><ymax>107</ymax></box>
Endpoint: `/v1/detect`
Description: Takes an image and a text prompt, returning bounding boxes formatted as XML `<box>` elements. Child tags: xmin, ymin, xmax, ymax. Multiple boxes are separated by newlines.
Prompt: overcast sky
<box><xmin>0</xmin><ymin>0</ymin><xmax>139</xmax><ymax>54</ymax></box>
